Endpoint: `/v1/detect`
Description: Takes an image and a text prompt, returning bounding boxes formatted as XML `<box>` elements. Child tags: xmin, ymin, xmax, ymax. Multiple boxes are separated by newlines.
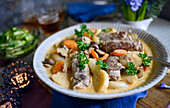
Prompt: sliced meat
<box><xmin>100</xmin><ymin>40</ymin><xmax>143</xmax><ymax>53</ymax></box>
<box><xmin>71</xmin><ymin>55</ymin><xmax>90</xmax><ymax>89</ymax></box>
<box><xmin>98</xmin><ymin>32</ymin><xmax>131</xmax><ymax>42</ymax></box>
<box><xmin>98</xmin><ymin>32</ymin><xmax>143</xmax><ymax>53</ymax></box>
<box><xmin>105</xmin><ymin>56</ymin><xmax>125</xmax><ymax>81</ymax></box>
<box><xmin>98</xmin><ymin>32</ymin><xmax>122</xmax><ymax>41</ymax></box>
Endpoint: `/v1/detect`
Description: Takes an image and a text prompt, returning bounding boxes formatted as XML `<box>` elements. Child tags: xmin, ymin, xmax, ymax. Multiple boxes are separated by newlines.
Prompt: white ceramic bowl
<box><xmin>33</xmin><ymin>23</ymin><xmax>169</xmax><ymax>99</ymax></box>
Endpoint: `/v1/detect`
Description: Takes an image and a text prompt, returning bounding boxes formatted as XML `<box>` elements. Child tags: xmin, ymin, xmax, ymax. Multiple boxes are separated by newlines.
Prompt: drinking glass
<box><xmin>38</xmin><ymin>8</ymin><xmax>61</xmax><ymax>36</ymax></box>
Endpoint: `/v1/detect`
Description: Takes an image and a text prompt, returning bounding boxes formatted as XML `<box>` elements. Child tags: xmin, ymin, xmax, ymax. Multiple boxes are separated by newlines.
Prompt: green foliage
<box><xmin>121</xmin><ymin>0</ymin><xmax>128</xmax><ymax>20</ymax></box>
<box><xmin>99</xmin><ymin>38</ymin><xmax>102</xmax><ymax>44</ymax></box>
<box><xmin>77</xmin><ymin>40</ymin><xmax>90</xmax><ymax>51</ymax></box>
<box><xmin>146</xmin><ymin>0</ymin><xmax>169</xmax><ymax>19</ymax></box>
<box><xmin>78</xmin><ymin>51</ymin><xmax>89</xmax><ymax>70</ymax></box>
<box><xmin>102</xmin><ymin>28</ymin><xmax>110</xmax><ymax>33</ymax></box>
<box><xmin>121</xmin><ymin>0</ymin><xmax>168</xmax><ymax>20</ymax></box>
<box><xmin>96</xmin><ymin>60</ymin><xmax>109</xmax><ymax>69</ymax></box>
<box><xmin>137</xmin><ymin>1</ymin><xmax>148</xmax><ymax>21</ymax></box>
<box><xmin>138</xmin><ymin>53</ymin><xmax>151</xmax><ymax>67</ymax></box>
<box><xmin>127</xmin><ymin>5</ymin><xmax>136</xmax><ymax>21</ymax></box>
<box><xmin>75</xmin><ymin>25</ymin><xmax>93</xmax><ymax>37</ymax></box>
<box><xmin>126</xmin><ymin>62</ymin><xmax>137</xmax><ymax>75</ymax></box>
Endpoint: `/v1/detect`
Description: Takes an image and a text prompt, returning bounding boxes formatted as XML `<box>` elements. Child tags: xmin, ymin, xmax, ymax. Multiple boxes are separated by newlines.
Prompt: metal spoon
<box><xmin>148</xmin><ymin>56</ymin><xmax>170</xmax><ymax>67</ymax></box>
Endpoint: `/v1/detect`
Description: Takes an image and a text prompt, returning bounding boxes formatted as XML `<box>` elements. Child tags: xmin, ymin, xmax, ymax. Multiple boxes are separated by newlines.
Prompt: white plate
<box><xmin>33</xmin><ymin>23</ymin><xmax>169</xmax><ymax>100</ymax></box>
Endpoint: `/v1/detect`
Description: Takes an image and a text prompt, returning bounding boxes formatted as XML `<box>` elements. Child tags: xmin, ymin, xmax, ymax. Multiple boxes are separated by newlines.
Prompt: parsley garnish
<box><xmin>90</xmin><ymin>31</ymin><xmax>94</xmax><ymax>38</ymax></box>
<box><xmin>126</xmin><ymin>62</ymin><xmax>137</xmax><ymax>75</ymax></box>
<box><xmin>70</xmin><ymin>51</ymin><xmax>73</xmax><ymax>54</ymax></box>
<box><xmin>78</xmin><ymin>51</ymin><xmax>89</xmax><ymax>70</ymax></box>
<box><xmin>96</xmin><ymin>60</ymin><xmax>108</xmax><ymax>69</ymax></box>
<box><xmin>102</xmin><ymin>28</ymin><xmax>109</xmax><ymax>33</ymax></box>
<box><xmin>138</xmin><ymin>53</ymin><xmax>151</xmax><ymax>67</ymax></box>
<box><xmin>75</xmin><ymin>25</ymin><xmax>93</xmax><ymax>37</ymax></box>
<box><xmin>77</xmin><ymin>40</ymin><xmax>90</xmax><ymax>51</ymax></box>
<box><xmin>99</xmin><ymin>38</ymin><xmax>102</xmax><ymax>44</ymax></box>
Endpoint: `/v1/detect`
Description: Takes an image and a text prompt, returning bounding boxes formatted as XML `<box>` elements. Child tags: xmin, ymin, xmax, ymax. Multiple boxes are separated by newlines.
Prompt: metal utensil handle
<box><xmin>149</xmin><ymin>56</ymin><xmax>170</xmax><ymax>67</ymax></box>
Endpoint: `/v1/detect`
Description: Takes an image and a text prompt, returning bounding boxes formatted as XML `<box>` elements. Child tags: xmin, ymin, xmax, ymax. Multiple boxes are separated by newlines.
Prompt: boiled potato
<box><xmin>51</xmin><ymin>54</ymin><xmax>64</xmax><ymax>62</ymax></box>
<box><xmin>122</xmin><ymin>73</ymin><xmax>138</xmax><ymax>84</ymax></box>
<box><xmin>88</xmin><ymin>58</ymin><xmax>101</xmax><ymax>74</ymax></box>
<box><xmin>94</xmin><ymin>29</ymin><xmax>101</xmax><ymax>36</ymax></box>
<box><xmin>108</xmin><ymin>81</ymin><xmax>128</xmax><ymax>89</ymax></box>
<box><xmin>45</xmin><ymin>65</ymin><xmax>53</xmax><ymax>78</ymax></box>
<box><xmin>120</xmin><ymin>53</ymin><xmax>142</xmax><ymax>68</ymax></box>
<box><xmin>108</xmin><ymin>28</ymin><xmax>116</xmax><ymax>33</ymax></box>
<box><xmin>128</xmin><ymin>33</ymin><xmax>138</xmax><ymax>40</ymax></box>
<box><xmin>52</xmin><ymin>72</ymin><xmax>70</xmax><ymax>88</ymax></box>
<box><xmin>88</xmin><ymin>59</ymin><xmax>109</xmax><ymax>92</ymax></box>
<box><xmin>93</xmin><ymin>70</ymin><xmax>109</xmax><ymax>92</ymax></box>
<box><xmin>128</xmin><ymin>51</ymin><xmax>144</xmax><ymax>55</ymax></box>
<box><xmin>92</xmin><ymin>36</ymin><xmax>99</xmax><ymax>43</ymax></box>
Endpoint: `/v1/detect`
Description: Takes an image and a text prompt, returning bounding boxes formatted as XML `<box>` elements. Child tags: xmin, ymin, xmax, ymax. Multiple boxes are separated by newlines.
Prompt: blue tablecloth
<box><xmin>50</xmin><ymin>90</ymin><xmax>147</xmax><ymax>108</ymax></box>
<box><xmin>67</xmin><ymin>2</ymin><xmax>115</xmax><ymax>22</ymax></box>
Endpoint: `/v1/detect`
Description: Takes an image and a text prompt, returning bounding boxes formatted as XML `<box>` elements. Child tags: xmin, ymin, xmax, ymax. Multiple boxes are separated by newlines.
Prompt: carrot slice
<box><xmin>52</xmin><ymin>60</ymin><xmax>64</xmax><ymax>74</ymax></box>
<box><xmin>90</xmin><ymin>28</ymin><xmax>97</xmax><ymax>33</ymax></box>
<box><xmin>91</xmin><ymin>49</ymin><xmax>99</xmax><ymax>58</ymax></box>
<box><xmin>63</xmin><ymin>40</ymin><xmax>77</xmax><ymax>49</ymax></box>
<box><xmin>144</xmin><ymin>66</ymin><xmax>148</xmax><ymax>71</ymax></box>
<box><xmin>111</xmin><ymin>49</ymin><xmax>127</xmax><ymax>56</ymax></box>
<box><xmin>97</xmin><ymin>58</ymin><xmax>103</xmax><ymax>60</ymax></box>
<box><xmin>102</xmin><ymin>53</ymin><xmax>109</xmax><ymax>60</ymax></box>
<box><xmin>69</xmin><ymin>48</ymin><xmax>78</xmax><ymax>55</ymax></box>
<box><xmin>144</xmin><ymin>63</ymin><xmax>150</xmax><ymax>71</ymax></box>
<box><xmin>83</xmin><ymin>32</ymin><xmax>92</xmax><ymax>39</ymax></box>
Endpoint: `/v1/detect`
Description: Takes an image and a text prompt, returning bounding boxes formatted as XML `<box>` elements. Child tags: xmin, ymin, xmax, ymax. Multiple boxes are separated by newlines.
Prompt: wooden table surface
<box><xmin>136</xmin><ymin>70</ymin><xmax>170</xmax><ymax>108</ymax></box>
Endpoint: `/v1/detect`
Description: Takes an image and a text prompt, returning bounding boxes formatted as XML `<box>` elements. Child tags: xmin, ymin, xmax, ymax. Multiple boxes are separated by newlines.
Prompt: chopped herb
<box><xmin>75</xmin><ymin>29</ymin><xmax>83</xmax><ymax>37</ymax></box>
<box><xmin>138</xmin><ymin>53</ymin><xmax>151</xmax><ymax>67</ymax></box>
<box><xmin>77</xmin><ymin>40</ymin><xmax>90</xmax><ymax>51</ymax></box>
<box><xmin>78</xmin><ymin>51</ymin><xmax>89</xmax><ymax>70</ymax></box>
<box><xmin>75</xmin><ymin>25</ymin><xmax>93</xmax><ymax>37</ymax></box>
<box><xmin>126</xmin><ymin>62</ymin><xmax>137</xmax><ymax>75</ymax></box>
<box><xmin>89</xmin><ymin>31</ymin><xmax>94</xmax><ymax>37</ymax></box>
<box><xmin>138</xmin><ymin>53</ymin><xmax>147</xmax><ymax>59</ymax></box>
<box><xmin>96</xmin><ymin>60</ymin><xmax>108</xmax><ymax>69</ymax></box>
<box><xmin>70</xmin><ymin>51</ymin><xmax>73</xmax><ymax>54</ymax></box>
<box><xmin>99</xmin><ymin>38</ymin><xmax>102</xmax><ymax>44</ymax></box>
<box><xmin>78</xmin><ymin>62</ymin><xmax>86</xmax><ymax>70</ymax></box>
<box><xmin>102</xmin><ymin>28</ymin><xmax>109</xmax><ymax>33</ymax></box>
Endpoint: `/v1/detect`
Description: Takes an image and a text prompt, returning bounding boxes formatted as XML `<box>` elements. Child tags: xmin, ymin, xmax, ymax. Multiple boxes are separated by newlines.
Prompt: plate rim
<box><xmin>33</xmin><ymin>23</ymin><xmax>169</xmax><ymax>99</ymax></box>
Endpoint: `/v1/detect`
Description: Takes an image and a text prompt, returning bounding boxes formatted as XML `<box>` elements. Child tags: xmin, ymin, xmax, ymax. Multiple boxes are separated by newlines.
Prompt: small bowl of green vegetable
<box><xmin>0</xmin><ymin>26</ymin><xmax>40</xmax><ymax>59</ymax></box>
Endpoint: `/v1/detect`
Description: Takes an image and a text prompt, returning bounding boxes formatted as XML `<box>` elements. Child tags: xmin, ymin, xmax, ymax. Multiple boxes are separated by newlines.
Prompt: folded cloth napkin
<box><xmin>50</xmin><ymin>90</ymin><xmax>147</xmax><ymax>108</ymax></box>
<box><xmin>67</xmin><ymin>2</ymin><xmax>115</xmax><ymax>22</ymax></box>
